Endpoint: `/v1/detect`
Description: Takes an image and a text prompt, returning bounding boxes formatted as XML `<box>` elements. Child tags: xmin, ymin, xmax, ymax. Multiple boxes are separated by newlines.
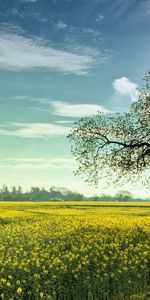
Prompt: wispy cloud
<box><xmin>7</xmin><ymin>96</ymin><xmax>109</xmax><ymax>117</ymax></box>
<box><xmin>10</xmin><ymin>95</ymin><xmax>49</xmax><ymax>103</ymax></box>
<box><xmin>106</xmin><ymin>0</ymin><xmax>134</xmax><ymax>22</ymax></box>
<box><xmin>0</xmin><ymin>122</ymin><xmax>70</xmax><ymax>138</ymax></box>
<box><xmin>106</xmin><ymin>0</ymin><xmax>150</xmax><ymax>24</ymax></box>
<box><xmin>0</xmin><ymin>31</ymin><xmax>99</xmax><ymax>75</ymax></box>
<box><xmin>51</xmin><ymin>101</ymin><xmax>109</xmax><ymax>117</ymax></box>
<box><xmin>0</xmin><ymin>157</ymin><xmax>75</xmax><ymax>170</ymax></box>
<box><xmin>126</xmin><ymin>0</ymin><xmax>150</xmax><ymax>23</ymax></box>
<box><xmin>82</xmin><ymin>28</ymin><xmax>101</xmax><ymax>38</ymax></box>
<box><xmin>0</xmin><ymin>8</ymin><xmax>24</xmax><ymax>18</ymax></box>
<box><xmin>55</xmin><ymin>120</ymin><xmax>74</xmax><ymax>124</ymax></box>
<box><xmin>0</xmin><ymin>157</ymin><xmax>75</xmax><ymax>171</ymax></box>
<box><xmin>113</xmin><ymin>77</ymin><xmax>138</xmax><ymax>101</ymax></box>
<box><xmin>21</xmin><ymin>0</ymin><xmax>39</xmax><ymax>2</ymax></box>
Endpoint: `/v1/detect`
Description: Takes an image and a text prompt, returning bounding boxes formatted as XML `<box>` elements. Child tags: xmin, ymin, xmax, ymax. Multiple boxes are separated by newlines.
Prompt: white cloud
<box><xmin>0</xmin><ymin>157</ymin><xmax>75</xmax><ymax>170</ymax></box>
<box><xmin>0</xmin><ymin>32</ymin><xmax>98</xmax><ymax>75</ymax></box>
<box><xmin>96</xmin><ymin>14</ymin><xmax>104</xmax><ymax>21</ymax></box>
<box><xmin>0</xmin><ymin>95</ymin><xmax>109</xmax><ymax>117</ymax></box>
<box><xmin>82</xmin><ymin>28</ymin><xmax>101</xmax><ymax>38</ymax></box>
<box><xmin>12</xmin><ymin>95</ymin><xmax>49</xmax><ymax>103</ymax></box>
<box><xmin>56</xmin><ymin>21</ymin><xmax>67</xmax><ymax>29</ymax></box>
<box><xmin>51</xmin><ymin>101</ymin><xmax>109</xmax><ymax>117</ymax></box>
<box><xmin>113</xmin><ymin>76</ymin><xmax>138</xmax><ymax>101</ymax></box>
<box><xmin>21</xmin><ymin>0</ymin><xmax>38</xmax><ymax>2</ymax></box>
<box><xmin>55</xmin><ymin>120</ymin><xmax>74</xmax><ymax>124</ymax></box>
<box><xmin>0</xmin><ymin>122</ymin><xmax>70</xmax><ymax>138</ymax></box>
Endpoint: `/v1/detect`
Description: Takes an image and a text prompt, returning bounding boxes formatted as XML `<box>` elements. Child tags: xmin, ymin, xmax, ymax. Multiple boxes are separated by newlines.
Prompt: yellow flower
<box><xmin>40</xmin><ymin>292</ymin><xmax>44</xmax><ymax>298</ymax></box>
<box><xmin>17</xmin><ymin>287</ymin><xmax>22</xmax><ymax>294</ymax></box>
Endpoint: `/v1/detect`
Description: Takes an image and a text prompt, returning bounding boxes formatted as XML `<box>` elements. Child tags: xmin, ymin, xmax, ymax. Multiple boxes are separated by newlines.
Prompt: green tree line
<box><xmin>0</xmin><ymin>185</ymin><xmax>149</xmax><ymax>202</ymax></box>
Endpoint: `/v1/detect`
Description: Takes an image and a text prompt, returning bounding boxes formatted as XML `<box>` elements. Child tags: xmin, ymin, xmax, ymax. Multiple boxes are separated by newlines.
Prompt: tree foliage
<box><xmin>68</xmin><ymin>72</ymin><xmax>150</xmax><ymax>187</ymax></box>
<box><xmin>115</xmin><ymin>190</ymin><xmax>133</xmax><ymax>202</ymax></box>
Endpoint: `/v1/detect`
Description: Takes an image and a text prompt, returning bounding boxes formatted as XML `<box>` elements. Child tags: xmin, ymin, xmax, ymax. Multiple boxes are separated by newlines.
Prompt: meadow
<box><xmin>0</xmin><ymin>202</ymin><xmax>150</xmax><ymax>300</ymax></box>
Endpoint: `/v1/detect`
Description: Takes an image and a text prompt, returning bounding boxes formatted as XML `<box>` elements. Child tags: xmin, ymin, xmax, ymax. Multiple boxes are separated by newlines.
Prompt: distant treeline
<box><xmin>0</xmin><ymin>185</ymin><xmax>149</xmax><ymax>202</ymax></box>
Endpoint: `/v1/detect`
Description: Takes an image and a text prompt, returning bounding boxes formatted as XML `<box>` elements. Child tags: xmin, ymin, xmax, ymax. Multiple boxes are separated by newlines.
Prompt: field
<box><xmin>0</xmin><ymin>202</ymin><xmax>150</xmax><ymax>300</ymax></box>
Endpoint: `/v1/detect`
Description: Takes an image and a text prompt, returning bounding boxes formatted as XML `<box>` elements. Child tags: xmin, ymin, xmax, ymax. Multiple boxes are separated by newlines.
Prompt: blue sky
<box><xmin>0</xmin><ymin>0</ymin><xmax>150</xmax><ymax>197</ymax></box>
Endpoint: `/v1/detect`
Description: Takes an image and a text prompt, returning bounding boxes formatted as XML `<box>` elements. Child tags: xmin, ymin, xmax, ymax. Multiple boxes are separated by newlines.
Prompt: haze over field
<box><xmin>0</xmin><ymin>0</ymin><xmax>150</xmax><ymax>197</ymax></box>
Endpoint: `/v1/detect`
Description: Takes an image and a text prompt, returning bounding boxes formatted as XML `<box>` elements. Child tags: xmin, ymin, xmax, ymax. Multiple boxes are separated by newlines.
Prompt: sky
<box><xmin>0</xmin><ymin>0</ymin><xmax>150</xmax><ymax>197</ymax></box>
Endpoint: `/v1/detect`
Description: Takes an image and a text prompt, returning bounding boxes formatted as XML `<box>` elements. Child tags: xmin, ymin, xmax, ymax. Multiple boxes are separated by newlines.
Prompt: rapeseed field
<box><xmin>0</xmin><ymin>202</ymin><xmax>150</xmax><ymax>300</ymax></box>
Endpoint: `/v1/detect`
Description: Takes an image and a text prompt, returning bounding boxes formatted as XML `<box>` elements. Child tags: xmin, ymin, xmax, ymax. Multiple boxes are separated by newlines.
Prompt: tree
<box><xmin>68</xmin><ymin>72</ymin><xmax>150</xmax><ymax>187</ymax></box>
<box><xmin>0</xmin><ymin>185</ymin><xmax>10</xmax><ymax>200</ymax></box>
<box><xmin>115</xmin><ymin>190</ymin><xmax>133</xmax><ymax>202</ymax></box>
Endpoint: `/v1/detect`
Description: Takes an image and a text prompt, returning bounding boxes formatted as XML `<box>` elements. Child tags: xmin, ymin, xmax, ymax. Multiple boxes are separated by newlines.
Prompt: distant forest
<box><xmin>0</xmin><ymin>185</ymin><xmax>149</xmax><ymax>202</ymax></box>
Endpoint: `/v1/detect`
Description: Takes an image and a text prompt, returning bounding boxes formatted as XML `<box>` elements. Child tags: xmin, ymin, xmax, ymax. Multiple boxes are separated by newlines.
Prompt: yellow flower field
<box><xmin>0</xmin><ymin>202</ymin><xmax>150</xmax><ymax>300</ymax></box>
